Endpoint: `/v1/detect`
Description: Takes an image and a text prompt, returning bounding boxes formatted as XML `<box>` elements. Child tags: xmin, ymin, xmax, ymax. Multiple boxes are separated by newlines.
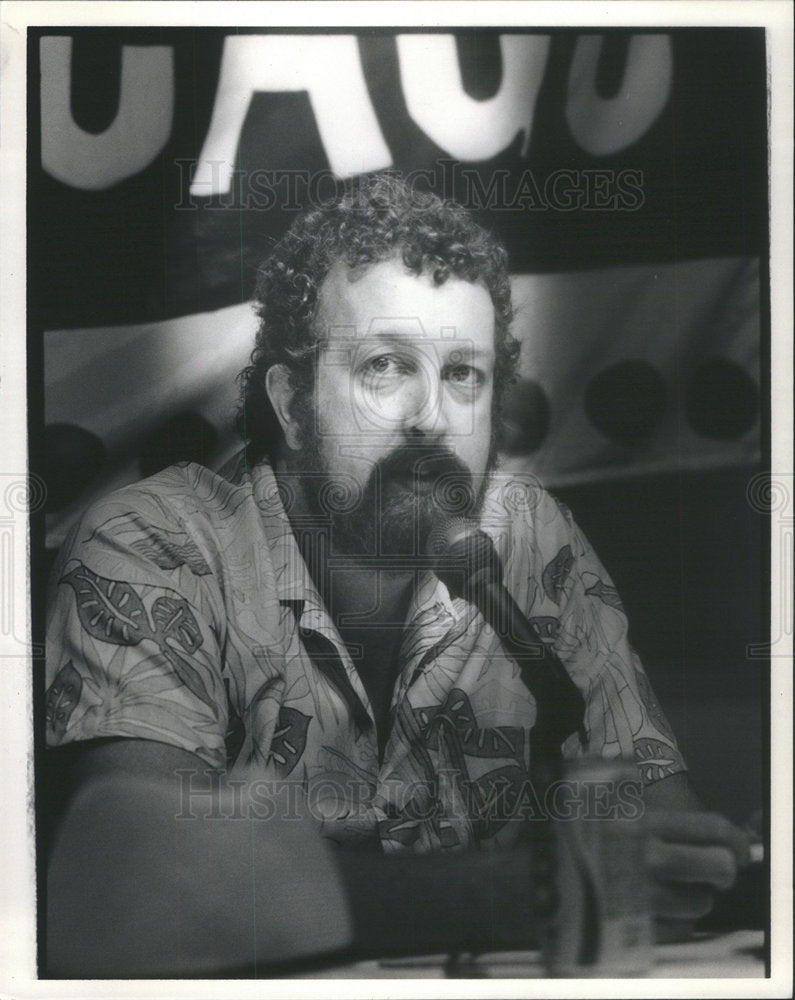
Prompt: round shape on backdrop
<box><xmin>499</xmin><ymin>378</ymin><xmax>551</xmax><ymax>455</ymax></box>
<box><xmin>685</xmin><ymin>358</ymin><xmax>759</xmax><ymax>441</ymax></box>
<box><xmin>584</xmin><ymin>362</ymin><xmax>666</xmax><ymax>447</ymax></box>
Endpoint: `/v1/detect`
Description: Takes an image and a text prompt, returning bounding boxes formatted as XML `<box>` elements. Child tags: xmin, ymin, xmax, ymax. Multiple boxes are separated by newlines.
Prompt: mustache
<box><xmin>372</xmin><ymin>444</ymin><xmax>473</xmax><ymax>485</ymax></box>
<box><xmin>368</xmin><ymin>444</ymin><xmax>479</xmax><ymax>527</ymax></box>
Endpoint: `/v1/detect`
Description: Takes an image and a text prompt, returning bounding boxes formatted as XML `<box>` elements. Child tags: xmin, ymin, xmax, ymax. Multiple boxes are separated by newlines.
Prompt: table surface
<box><xmin>294</xmin><ymin>930</ymin><xmax>765</xmax><ymax>979</ymax></box>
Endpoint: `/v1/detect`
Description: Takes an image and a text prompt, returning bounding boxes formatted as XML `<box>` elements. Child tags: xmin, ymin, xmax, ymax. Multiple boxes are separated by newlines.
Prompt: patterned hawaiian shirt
<box><xmin>45</xmin><ymin>455</ymin><xmax>686</xmax><ymax>853</ymax></box>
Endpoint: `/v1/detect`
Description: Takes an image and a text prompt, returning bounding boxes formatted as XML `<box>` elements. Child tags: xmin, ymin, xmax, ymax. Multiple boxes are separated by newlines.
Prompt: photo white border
<box><xmin>1</xmin><ymin>2</ymin><xmax>792</xmax><ymax>997</ymax></box>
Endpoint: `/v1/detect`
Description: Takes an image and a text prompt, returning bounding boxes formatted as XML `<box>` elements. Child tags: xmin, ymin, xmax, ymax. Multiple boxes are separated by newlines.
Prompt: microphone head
<box><xmin>427</xmin><ymin>517</ymin><xmax>479</xmax><ymax>556</ymax></box>
<box><xmin>429</xmin><ymin>518</ymin><xmax>503</xmax><ymax>599</ymax></box>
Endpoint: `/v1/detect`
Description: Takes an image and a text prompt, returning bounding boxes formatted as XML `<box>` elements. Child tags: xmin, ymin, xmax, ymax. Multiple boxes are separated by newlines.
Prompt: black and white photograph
<box><xmin>1</xmin><ymin>1</ymin><xmax>792</xmax><ymax>993</ymax></box>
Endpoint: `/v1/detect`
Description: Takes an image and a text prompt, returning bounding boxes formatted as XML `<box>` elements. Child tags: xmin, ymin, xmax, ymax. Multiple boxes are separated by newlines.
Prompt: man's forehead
<box><xmin>314</xmin><ymin>258</ymin><xmax>496</xmax><ymax>348</ymax></box>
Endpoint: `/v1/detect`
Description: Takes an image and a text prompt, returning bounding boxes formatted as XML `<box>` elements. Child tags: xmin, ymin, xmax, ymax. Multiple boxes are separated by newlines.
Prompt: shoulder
<box><xmin>481</xmin><ymin>469</ymin><xmax>577</xmax><ymax>553</ymax></box>
<box><xmin>69</xmin><ymin>457</ymin><xmax>258</xmax><ymax>538</ymax></box>
<box><xmin>480</xmin><ymin>470</ymin><xmax>596</xmax><ymax>615</ymax></box>
<box><xmin>51</xmin><ymin>458</ymin><xmax>272</xmax><ymax>589</ymax></box>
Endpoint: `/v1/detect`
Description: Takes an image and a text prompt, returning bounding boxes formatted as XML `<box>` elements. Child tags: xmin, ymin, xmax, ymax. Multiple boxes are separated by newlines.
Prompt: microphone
<box><xmin>431</xmin><ymin>519</ymin><xmax>586</xmax><ymax>758</ymax></box>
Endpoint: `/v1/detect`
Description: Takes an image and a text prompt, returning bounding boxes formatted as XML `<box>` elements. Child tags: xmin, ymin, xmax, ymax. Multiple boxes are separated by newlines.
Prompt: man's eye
<box><xmin>363</xmin><ymin>354</ymin><xmax>414</xmax><ymax>377</ymax></box>
<box><xmin>444</xmin><ymin>364</ymin><xmax>483</xmax><ymax>387</ymax></box>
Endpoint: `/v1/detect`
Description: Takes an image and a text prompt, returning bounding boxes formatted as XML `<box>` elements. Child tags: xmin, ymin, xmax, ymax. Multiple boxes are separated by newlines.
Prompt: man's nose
<box><xmin>403</xmin><ymin>371</ymin><xmax>448</xmax><ymax>437</ymax></box>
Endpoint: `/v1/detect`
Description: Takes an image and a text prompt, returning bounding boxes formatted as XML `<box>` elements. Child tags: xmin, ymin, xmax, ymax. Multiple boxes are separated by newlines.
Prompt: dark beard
<box><xmin>291</xmin><ymin>439</ymin><xmax>494</xmax><ymax>557</ymax></box>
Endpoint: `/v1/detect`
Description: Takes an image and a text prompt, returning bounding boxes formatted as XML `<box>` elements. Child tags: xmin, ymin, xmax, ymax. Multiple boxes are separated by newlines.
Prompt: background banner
<box><xmin>28</xmin><ymin>28</ymin><xmax>767</xmax><ymax>546</ymax></box>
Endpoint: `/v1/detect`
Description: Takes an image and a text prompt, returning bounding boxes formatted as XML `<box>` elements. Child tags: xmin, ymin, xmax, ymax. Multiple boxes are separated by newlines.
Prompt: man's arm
<box><xmin>45</xmin><ymin>739</ymin><xmax>537</xmax><ymax>977</ymax></box>
<box><xmin>45</xmin><ymin>740</ymin><xmax>352</xmax><ymax>977</ymax></box>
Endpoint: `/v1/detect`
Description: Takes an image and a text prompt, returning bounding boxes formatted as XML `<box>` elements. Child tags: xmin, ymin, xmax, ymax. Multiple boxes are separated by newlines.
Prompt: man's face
<box><xmin>289</xmin><ymin>258</ymin><xmax>497</xmax><ymax>556</ymax></box>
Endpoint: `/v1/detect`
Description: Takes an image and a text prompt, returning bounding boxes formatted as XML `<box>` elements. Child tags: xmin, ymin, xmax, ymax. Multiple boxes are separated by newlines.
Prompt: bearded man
<box><xmin>44</xmin><ymin>175</ymin><xmax>747</xmax><ymax>976</ymax></box>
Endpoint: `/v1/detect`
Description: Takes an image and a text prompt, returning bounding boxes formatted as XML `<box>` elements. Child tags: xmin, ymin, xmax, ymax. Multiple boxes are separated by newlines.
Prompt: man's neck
<box><xmin>326</xmin><ymin>567</ymin><xmax>415</xmax><ymax>637</ymax></box>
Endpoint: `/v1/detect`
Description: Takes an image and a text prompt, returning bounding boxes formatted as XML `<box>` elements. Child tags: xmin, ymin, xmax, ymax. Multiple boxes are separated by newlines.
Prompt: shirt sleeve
<box><xmin>530</xmin><ymin>491</ymin><xmax>687</xmax><ymax>785</ymax></box>
<box><xmin>45</xmin><ymin>487</ymin><xmax>228</xmax><ymax>769</ymax></box>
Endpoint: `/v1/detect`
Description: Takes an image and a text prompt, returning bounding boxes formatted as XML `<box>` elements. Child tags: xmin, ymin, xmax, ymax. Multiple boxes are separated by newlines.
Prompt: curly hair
<box><xmin>236</xmin><ymin>172</ymin><xmax>520</xmax><ymax>460</ymax></box>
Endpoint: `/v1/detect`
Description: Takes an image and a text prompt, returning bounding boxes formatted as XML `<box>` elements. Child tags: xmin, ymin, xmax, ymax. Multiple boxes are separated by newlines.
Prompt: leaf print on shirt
<box><xmin>61</xmin><ymin>562</ymin><xmax>217</xmax><ymax>714</ymax></box>
<box><xmin>132</xmin><ymin>525</ymin><xmax>212</xmax><ymax>576</ymax></box>
<box><xmin>376</xmin><ymin>815</ymin><xmax>424</xmax><ymax>848</ymax></box>
<box><xmin>61</xmin><ymin>564</ymin><xmax>149</xmax><ymax>645</ymax></box>
<box><xmin>45</xmin><ymin>661</ymin><xmax>83</xmax><ymax>739</ymax></box>
<box><xmin>528</xmin><ymin>616</ymin><xmax>561</xmax><ymax>640</ymax></box>
<box><xmin>584</xmin><ymin>576</ymin><xmax>625</xmax><ymax>612</ymax></box>
<box><xmin>414</xmin><ymin>689</ymin><xmax>525</xmax><ymax>764</ymax></box>
<box><xmin>85</xmin><ymin>512</ymin><xmax>212</xmax><ymax>576</ymax></box>
<box><xmin>241</xmin><ymin>676</ymin><xmax>283</xmax><ymax>766</ymax></box>
<box><xmin>151</xmin><ymin>595</ymin><xmax>203</xmax><ymax>653</ymax></box>
<box><xmin>268</xmin><ymin>706</ymin><xmax>311</xmax><ymax>776</ymax></box>
<box><xmin>469</xmin><ymin>764</ymin><xmax>529</xmax><ymax>841</ymax></box>
<box><xmin>542</xmin><ymin>545</ymin><xmax>574</xmax><ymax>605</ymax></box>
<box><xmin>634</xmin><ymin>737</ymin><xmax>681</xmax><ymax>782</ymax></box>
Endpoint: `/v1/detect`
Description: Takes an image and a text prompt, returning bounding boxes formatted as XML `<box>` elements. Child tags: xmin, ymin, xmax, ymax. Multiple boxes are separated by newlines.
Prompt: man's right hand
<box><xmin>645</xmin><ymin>808</ymin><xmax>751</xmax><ymax>940</ymax></box>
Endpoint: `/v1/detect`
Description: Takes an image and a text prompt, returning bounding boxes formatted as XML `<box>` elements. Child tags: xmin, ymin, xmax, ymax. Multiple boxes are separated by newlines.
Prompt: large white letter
<box><xmin>41</xmin><ymin>37</ymin><xmax>173</xmax><ymax>190</ymax></box>
<box><xmin>191</xmin><ymin>35</ymin><xmax>391</xmax><ymax>196</ymax></box>
<box><xmin>566</xmin><ymin>35</ymin><xmax>672</xmax><ymax>156</ymax></box>
<box><xmin>396</xmin><ymin>34</ymin><xmax>550</xmax><ymax>160</ymax></box>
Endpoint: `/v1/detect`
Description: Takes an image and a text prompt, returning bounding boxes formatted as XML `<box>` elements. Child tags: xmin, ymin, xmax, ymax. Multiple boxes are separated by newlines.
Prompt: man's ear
<box><xmin>265</xmin><ymin>365</ymin><xmax>303</xmax><ymax>451</ymax></box>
